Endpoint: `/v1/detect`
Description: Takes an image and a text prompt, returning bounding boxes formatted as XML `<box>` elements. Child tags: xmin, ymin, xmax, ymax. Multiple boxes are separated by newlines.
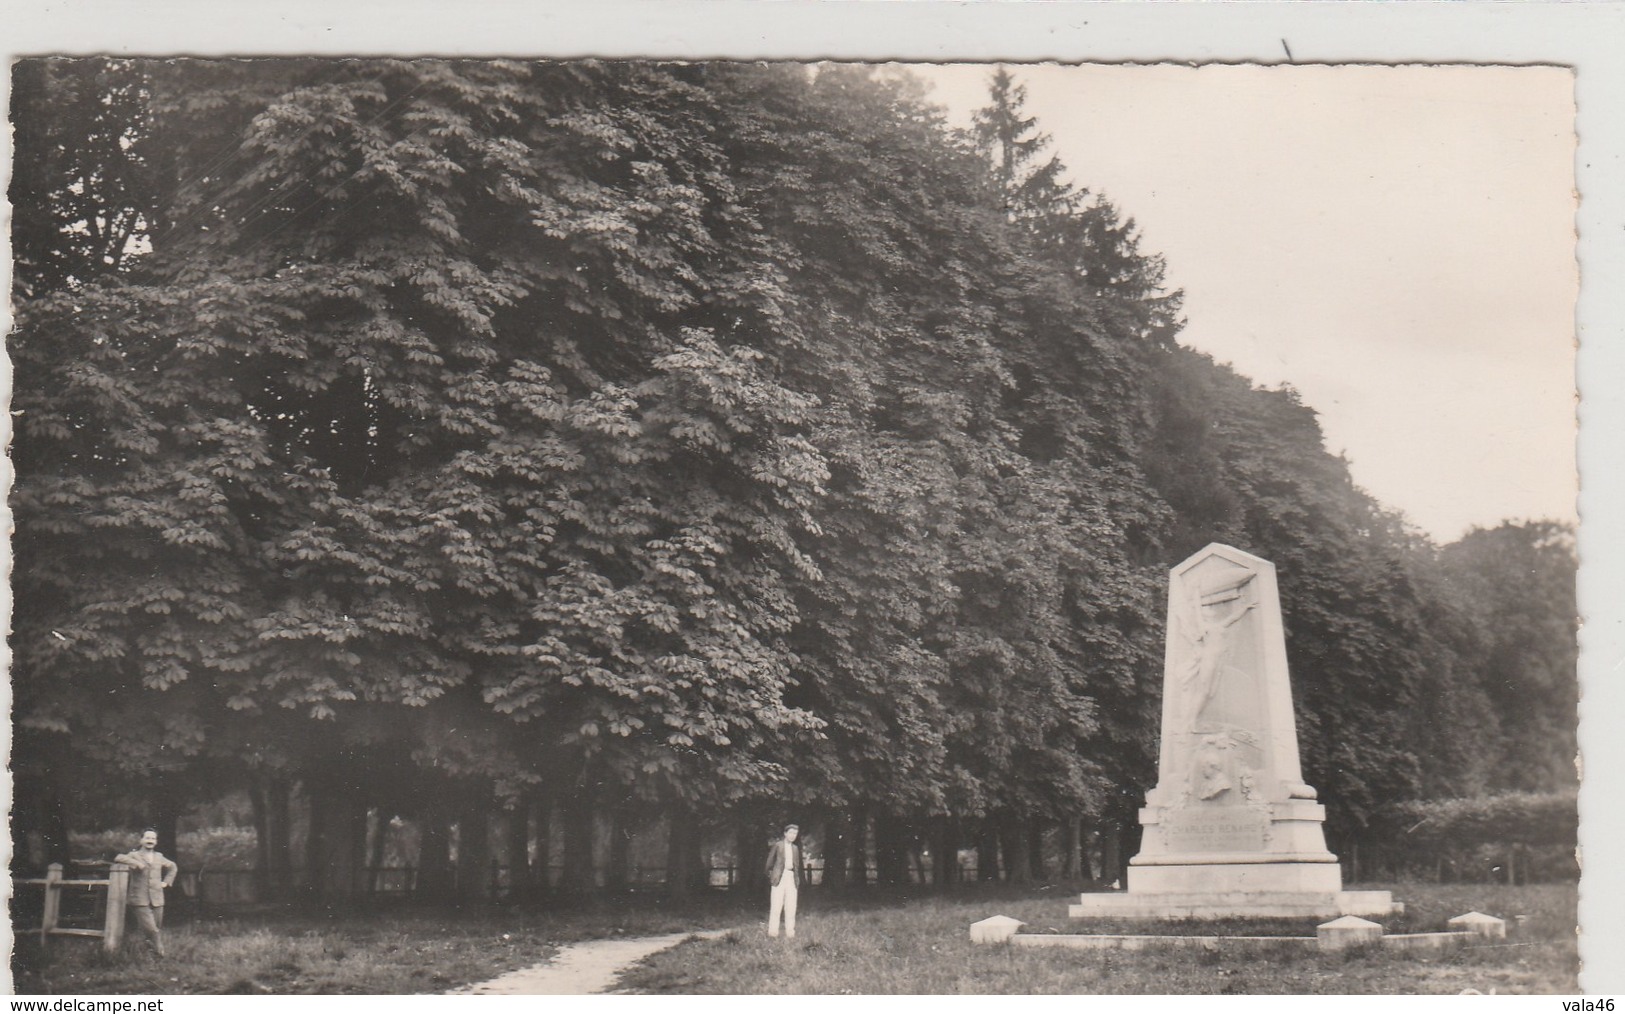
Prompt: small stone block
<box><xmin>970</xmin><ymin>915</ymin><xmax>1025</xmax><ymax>944</ymax></box>
<box><xmin>1317</xmin><ymin>915</ymin><xmax>1383</xmax><ymax>951</ymax></box>
<box><xmin>1447</xmin><ymin>912</ymin><xmax>1507</xmax><ymax>939</ymax></box>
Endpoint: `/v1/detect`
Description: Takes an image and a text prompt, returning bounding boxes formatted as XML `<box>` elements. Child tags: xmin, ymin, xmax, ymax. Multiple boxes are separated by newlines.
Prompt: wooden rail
<box><xmin>16</xmin><ymin>863</ymin><xmax>130</xmax><ymax>951</ymax></box>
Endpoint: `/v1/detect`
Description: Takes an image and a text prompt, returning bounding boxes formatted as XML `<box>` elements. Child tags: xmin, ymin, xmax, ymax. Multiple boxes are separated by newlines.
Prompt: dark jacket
<box><xmin>764</xmin><ymin>838</ymin><xmax>805</xmax><ymax>887</ymax></box>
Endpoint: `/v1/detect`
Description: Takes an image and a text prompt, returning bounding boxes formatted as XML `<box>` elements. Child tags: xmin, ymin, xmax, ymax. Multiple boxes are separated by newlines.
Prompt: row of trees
<box><xmin>9</xmin><ymin>59</ymin><xmax>1577</xmax><ymax>899</ymax></box>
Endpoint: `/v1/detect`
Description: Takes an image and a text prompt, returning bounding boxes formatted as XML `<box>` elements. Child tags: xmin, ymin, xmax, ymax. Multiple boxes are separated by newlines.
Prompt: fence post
<box><xmin>41</xmin><ymin>864</ymin><xmax>63</xmax><ymax>942</ymax></box>
<box><xmin>104</xmin><ymin>865</ymin><xmax>130</xmax><ymax>952</ymax></box>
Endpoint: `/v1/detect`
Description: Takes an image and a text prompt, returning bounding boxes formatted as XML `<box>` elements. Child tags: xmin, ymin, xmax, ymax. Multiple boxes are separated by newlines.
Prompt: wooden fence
<box><xmin>15</xmin><ymin>863</ymin><xmax>130</xmax><ymax>951</ymax></box>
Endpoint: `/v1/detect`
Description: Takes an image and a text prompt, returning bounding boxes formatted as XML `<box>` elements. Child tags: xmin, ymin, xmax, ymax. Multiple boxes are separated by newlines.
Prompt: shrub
<box><xmin>1388</xmin><ymin>791</ymin><xmax>1578</xmax><ymax>851</ymax></box>
<box><xmin>1376</xmin><ymin>791</ymin><xmax>1578</xmax><ymax>883</ymax></box>
<box><xmin>71</xmin><ymin>827</ymin><xmax>257</xmax><ymax>870</ymax></box>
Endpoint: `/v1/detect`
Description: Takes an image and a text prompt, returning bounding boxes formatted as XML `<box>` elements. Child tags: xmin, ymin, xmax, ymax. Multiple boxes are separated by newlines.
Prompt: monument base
<box><xmin>1071</xmin><ymin>856</ymin><xmax>1400</xmax><ymax>919</ymax></box>
<box><xmin>1129</xmin><ymin>857</ymin><xmax>1342</xmax><ymax>894</ymax></box>
<box><xmin>1070</xmin><ymin>885</ymin><xmax>1401</xmax><ymax>920</ymax></box>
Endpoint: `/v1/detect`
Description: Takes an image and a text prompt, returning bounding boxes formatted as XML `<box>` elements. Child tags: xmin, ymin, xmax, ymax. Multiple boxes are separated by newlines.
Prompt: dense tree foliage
<box><xmin>1437</xmin><ymin>521</ymin><xmax>1579</xmax><ymax>791</ymax></box>
<box><xmin>9</xmin><ymin>59</ymin><xmax>1576</xmax><ymax>893</ymax></box>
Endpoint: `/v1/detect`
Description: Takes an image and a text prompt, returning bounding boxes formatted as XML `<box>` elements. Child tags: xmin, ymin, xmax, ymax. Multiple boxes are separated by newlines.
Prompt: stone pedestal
<box><xmin>1447</xmin><ymin>911</ymin><xmax>1508</xmax><ymax>939</ymax></box>
<box><xmin>1073</xmin><ymin>545</ymin><xmax>1398</xmax><ymax>921</ymax></box>
<box><xmin>969</xmin><ymin>915</ymin><xmax>1025</xmax><ymax>944</ymax></box>
<box><xmin>1317</xmin><ymin>916</ymin><xmax>1384</xmax><ymax>951</ymax></box>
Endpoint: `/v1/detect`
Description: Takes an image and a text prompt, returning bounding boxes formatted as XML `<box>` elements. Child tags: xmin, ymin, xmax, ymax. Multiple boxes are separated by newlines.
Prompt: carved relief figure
<box><xmin>1173</xmin><ymin>570</ymin><xmax>1260</xmax><ymax>734</ymax></box>
<box><xmin>1163</xmin><ymin>566</ymin><xmax>1272</xmax><ymax>806</ymax></box>
<box><xmin>1194</xmin><ymin>737</ymin><xmax>1233</xmax><ymax>800</ymax></box>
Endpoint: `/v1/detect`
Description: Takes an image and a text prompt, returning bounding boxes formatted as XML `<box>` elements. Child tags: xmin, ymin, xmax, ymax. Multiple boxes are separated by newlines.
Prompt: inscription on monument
<box><xmin>1160</xmin><ymin>807</ymin><xmax>1269</xmax><ymax>853</ymax></box>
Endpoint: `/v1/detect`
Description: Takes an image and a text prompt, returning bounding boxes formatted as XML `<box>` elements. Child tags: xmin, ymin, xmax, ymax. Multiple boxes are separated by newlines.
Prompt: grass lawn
<box><xmin>10</xmin><ymin>881</ymin><xmax>1577</xmax><ymax>995</ymax></box>
<box><xmin>616</xmin><ymin>882</ymin><xmax>1579</xmax><ymax>995</ymax></box>
<box><xmin>10</xmin><ymin>892</ymin><xmax>754</xmax><ymax>995</ymax></box>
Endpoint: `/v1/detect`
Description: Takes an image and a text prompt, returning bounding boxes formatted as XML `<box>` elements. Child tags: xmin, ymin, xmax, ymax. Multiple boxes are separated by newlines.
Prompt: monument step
<box><xmin>1129</xmin><ymin>851</ymin><xmax>1340</xmax><ymax>866</ymax></box>
<box><xmin>1069</xmin><ymin>889</ymin><xmax>1401</xmax><ymax>920</ymax></box>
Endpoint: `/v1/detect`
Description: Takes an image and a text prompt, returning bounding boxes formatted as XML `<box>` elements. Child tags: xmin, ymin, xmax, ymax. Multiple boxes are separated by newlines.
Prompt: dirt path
<box><xmin>450</xmin><ymin>929</ymin><xmax>729</xmax><ymax>995</ymax></box>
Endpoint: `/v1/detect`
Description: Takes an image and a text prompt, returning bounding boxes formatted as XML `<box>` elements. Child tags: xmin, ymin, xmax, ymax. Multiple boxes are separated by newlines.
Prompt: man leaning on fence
<box><xmin>114</xmin><ymin>829</ymin><xmax>178</xmax><ymax>956</ymax></box>
<box><xmin>765</xmin><ymin>823</ymin><xmax>804</xmax><ymax>940</ymax></box>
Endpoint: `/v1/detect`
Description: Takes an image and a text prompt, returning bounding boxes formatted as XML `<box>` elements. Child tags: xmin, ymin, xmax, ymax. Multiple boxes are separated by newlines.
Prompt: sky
<box><xmin>914</xmin><ymin>63</ymin><xmax>1578</xmax><ymax>544</ymax></box>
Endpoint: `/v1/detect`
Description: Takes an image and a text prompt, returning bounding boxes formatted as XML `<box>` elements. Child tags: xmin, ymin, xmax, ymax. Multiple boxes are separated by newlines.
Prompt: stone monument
<box><xmin>1071</xmin><ymin>543</ymin><xmax>1398</xmax><ymax>919</ymax></box>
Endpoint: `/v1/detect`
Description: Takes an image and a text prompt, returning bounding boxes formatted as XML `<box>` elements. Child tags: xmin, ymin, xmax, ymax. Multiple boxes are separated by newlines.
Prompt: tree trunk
<box><xmin>1123</xmin><ymin>816</ymin><xmax>1145</xmax><ymax>866</ymax></box>
<box><xmin>1080</xmin><ymin>816</ymin><xmax>1098</xmax><ymax>884</ymax></box>
<box><xmin>346</xmin><ymin>799</ymin><xmax>368</xmax><ymax>899</ymax></box>
<box><xmin>457</xmin><ymin>793</ymin><xmax>492</xmax><ymax>904</ymax></box>
<box><xmin>884</xmin><ymin>812</ymin><xmax>910</xmax><ymax>884</ymax></box>
<box><xmin>1060</xmin><ymin>815</ymin><xmax>1081</xmax><ymax>881</ymax></box>
<box><xmin>307</xmin><ymin>785</ymin><xmax>365</xmax><ymax>905</ymax></box>
<box><xmin>250</xmin><ymin>781</ymin><xmax>272</xmax><ymax>899</ymax></box>
<box><xmin>304</xmin><ymin>786</ymin><xmax>326</xmax><ymax>900</ymax></box>
<box><xmin>504</xmin><ymin>799</ymin><xmax>532</xmax><ymax>903</ymax></box>
<box><xmin>606</xmin><ymin>808</ymin><xmax>632</xmax><ymax>893</ymax></box>
<box><xmin>735</xmin><ymin>820</ymin><xmax>765</xmax><ymax>895</ymax></box>
<box><xmin>1100</xmin><ymin>820</ymin><xmax>1122</xmax><ymax>887</ymax></box>
<box><xmin>559</xmin><ymin>792</ymin><xmax>595</xmax><ymax>896</ymax></box>
<box><xmin>664</xmin><ymin>803</ymin><xmax>704</xmax><ymax>898</ymax></box>
<box><xmin>849</xmin><ymin>807</ymin><xmax>870</xmax><ymax>888</ymax></box>
<box><xmin>683</xmin><ymin>814</ymin><xmax>708</xmax><ymax>893</ymax></box>
<box><xmin>153</xmin><ymin>781</ymin><xmax>181</xmax><ymax>868</ymax></box>
<box><xmin>10</xmin><ymin>755</ymin><xmax>56</xmax><ymax>873</ymax></box>
<box><xmin>1002</xmin><ymin>820</ymin><xmax>1032</xmax><ymax>884</ymax></box>
<box><xmin>47</xmin><ymin>783</ymin><xmax>73</xmax><ymax>868</ymax></box>
<box><xmin>822</xmin><ymin>809</ymin><xmax>850</xmax><ymax>890</ymax></box>
<box><xmin>265</xmin><ymin>778</ymin><xmax>293</xmax><ymax>901</ymax></box>
<box><xmin>932</xmin><ymin>816</ymin><xmax>960</xmax><ymax>886</ymax></box>
<box><xmin>416</xmin><ymin>800</ymin><xmax>455</xmax><ymax>903</ymax></box>
<box><xmin>665</xmin><ymin>806</ymin><xmax>690</xmax><ymax>900</ymax></box>
<box><xmin>874</xmin><ymin>814</ymin><xmax>909</xmax><ymax>886</ymax></box>
<box><xmin>977</xmin><ymin>820</ymin><xmax>1000</xmax><ymax>882</ymax></box>
<box><xmin>532</xmin><ymin>798</ymin><xmax>553</xmax><ymax>898</ymax></box>
<box><xmin>1028</xmin><ymin>817</ymin><xmax>1047</xmax><ymax>881</ymax></box>
<box><xmin>366</xmin><ymin>808</ymin><xmax>388</xmax><ymax>895</ymax></box>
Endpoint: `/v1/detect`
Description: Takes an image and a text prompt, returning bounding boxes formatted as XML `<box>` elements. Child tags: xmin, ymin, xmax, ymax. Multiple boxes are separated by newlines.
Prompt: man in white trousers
<box><xmin>764</xmin><ymin>823</ymin><xmax>804</xmax><ymax>938</ymax></box>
